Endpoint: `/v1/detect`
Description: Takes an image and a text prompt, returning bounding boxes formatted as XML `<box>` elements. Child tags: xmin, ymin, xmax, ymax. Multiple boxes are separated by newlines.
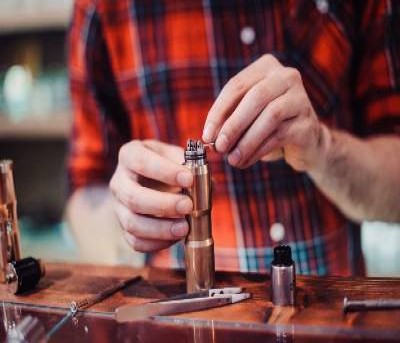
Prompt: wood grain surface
<box><xmin>1</xmin><ymin>263</ymin><xmax>400</xmax><ymax>341</ymax></box>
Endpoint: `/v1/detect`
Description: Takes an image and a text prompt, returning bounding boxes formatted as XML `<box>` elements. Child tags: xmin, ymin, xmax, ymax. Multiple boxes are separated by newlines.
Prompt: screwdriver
<box><xmin>46</xmin><ymin>275</ymin><xmax>141</xmax><ymax>339</ymax></box>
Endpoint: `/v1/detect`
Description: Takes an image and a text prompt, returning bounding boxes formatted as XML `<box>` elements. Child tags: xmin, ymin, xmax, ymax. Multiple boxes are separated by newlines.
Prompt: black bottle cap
<box><xmin>272</xmin><ymin>245</ymin><xmax>294</xmax><ymax>266</ymax></box>
<box><xmin>7</xmin><ymin>257</ymin><xmax>45</xmax><ymax>295</ymax></box>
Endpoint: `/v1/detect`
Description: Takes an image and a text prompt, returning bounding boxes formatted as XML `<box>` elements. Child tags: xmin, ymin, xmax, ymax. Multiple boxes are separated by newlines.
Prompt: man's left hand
<box><xmin>202</xmin><ymin>54</ymin><xmax>325</xmax><ymax>171</ymax></box>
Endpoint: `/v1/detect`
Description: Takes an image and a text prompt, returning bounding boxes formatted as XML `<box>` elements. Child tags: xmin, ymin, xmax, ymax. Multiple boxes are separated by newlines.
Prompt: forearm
<box><xmin>308</xmin><ymin>125</ymin><xmax>400</xmax><ymax>223</ymax></box>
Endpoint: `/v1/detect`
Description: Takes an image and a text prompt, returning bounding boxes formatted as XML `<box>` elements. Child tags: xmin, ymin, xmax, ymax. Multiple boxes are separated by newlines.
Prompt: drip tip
<box><xmin>184</xmin><ymin>139</ymin><xmax>206</xmax><ymax>161</ymax></box>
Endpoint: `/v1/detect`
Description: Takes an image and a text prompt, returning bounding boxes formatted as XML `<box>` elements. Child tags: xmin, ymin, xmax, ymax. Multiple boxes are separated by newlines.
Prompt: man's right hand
<box><xmin>109</xmin><ymin>140</ymin><xmax>193</xmax><ymax>252</ymax></box>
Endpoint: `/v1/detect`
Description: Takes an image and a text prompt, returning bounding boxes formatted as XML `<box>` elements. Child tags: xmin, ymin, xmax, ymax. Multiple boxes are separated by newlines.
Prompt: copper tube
<box><xmin>0</xmin><ymin>160</ymin><xmax>22</xmax><ymax>282</ymax></box>
<box><xmin>183</xmin><ymin>140</ymin><xmax>215</xmax><ymax>293</ymax></box>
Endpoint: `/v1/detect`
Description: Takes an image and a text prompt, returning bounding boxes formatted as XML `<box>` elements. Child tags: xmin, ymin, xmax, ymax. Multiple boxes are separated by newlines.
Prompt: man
<box><xmin>67</xmin><ymin>0</ymin><xmax>400</xmax><ymax>275</ymax></box>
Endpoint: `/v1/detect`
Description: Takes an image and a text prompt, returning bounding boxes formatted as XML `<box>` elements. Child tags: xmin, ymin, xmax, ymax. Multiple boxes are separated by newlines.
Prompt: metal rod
<box><xmin>343</xmin><ymin>296</ymin><xmax>400</xmax><ymax>313</ymax></box>
<box><xmin>203</xmin><ymin>142</ymin><xmax>216</xmax><ymax>150</ymax></box>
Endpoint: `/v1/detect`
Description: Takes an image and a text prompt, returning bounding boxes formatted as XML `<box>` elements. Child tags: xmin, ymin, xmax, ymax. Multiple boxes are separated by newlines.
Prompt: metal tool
<box><xmin>115</xmin><ymin>287</ymin><xmax>250</xmax><ymax>323</ymax></box>
<box><xmin>69</xmin><ymin>275</ymin><xmax>141</xmax><ymax>313</ymax></box>
<box><xmin>183</xmin><ymin>139</ymin><xmax>215</xmax><ymax>293</ymax></box>
<box><xmin>46</xmin><ymin>275</ymin><xmax>141</xmax><ymax>339</ymax></box>
<box><xmin>151</xmin><ymin>287</ymin><xmax>243</xmax><ymax>303</ymax></box>
<box><xmin>0</xmin><ymin>160</ymin><xmax>22</xmax><ymax>282</ymax></box>
<box><xmin>271</xmin><ymin>245</ymin><xmax>296</xmax><ymax>306</ymax></box>
<box><xmin>343</xmin><ymin>296</ymin><xmax>400</xmax><ymax>313</ymax></box>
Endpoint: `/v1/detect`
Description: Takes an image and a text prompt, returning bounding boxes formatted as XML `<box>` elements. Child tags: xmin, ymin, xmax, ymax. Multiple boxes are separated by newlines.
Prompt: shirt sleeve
<box><xmin>354</xmin><ymin>0</ymin><xmax>400</xmax><ymax>136</ymax></box>
<box><xmin>67</xmin><ymin>0</ymin><xmax>130</xmax><ymax>193</ymax></box>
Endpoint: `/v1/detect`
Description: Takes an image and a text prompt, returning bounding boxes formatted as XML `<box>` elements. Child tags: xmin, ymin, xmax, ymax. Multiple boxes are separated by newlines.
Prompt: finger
<box><xmin>240</xmin><ymin>135</ymin><xmax>282</xmax><ymax>169</ymax></box>
<box><xmin>227</xmin><ymin>88</ymin><xmax>301</xmax><ymax>167</ymax></box>
<box><xmin>115</xmin><ymin>202</ymin><xmax>189</xmax><ymax>240</ymax></box>
<box><xmin>260</xmin><ymin>148</ymin><xmax>284</xmax><ymax>162</ymax></box>
<box><xmin>143</xmin><ymin>139</ymin><xmax>184</xmax><ymax>165</ymax></box>
<box><xmin>240</xmin><ymin>117</ymin><xmax>297</xmax><ymax>168</ymax></box>
<box><xmin>119</xmin><ymin>140</ymin><xmax>193</xmax><ymax>188</ymax></box>
<box><xmin>202</xmin><ymin>54</ymin><xmax>280</xmax><ymax>143</ymax></box>
<box><xmin>124</xmin><ymin>231</ymin><xmax>175</xmax><ymax>252</ymax></box>
<box><xmin>214</xmin><ymin>70</ymin><xmax>289</xmax><ymax>153</ymax></box>
<box><xmin>112</xmin><ymin>168</ymin><xmax>193</xmax><ymax>217</ymax></box>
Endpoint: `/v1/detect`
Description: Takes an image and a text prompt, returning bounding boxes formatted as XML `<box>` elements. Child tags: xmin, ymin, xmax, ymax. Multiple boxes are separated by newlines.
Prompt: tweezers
<box><xmin>115</xmin><ymin>287</ymin><xmax>251</xmax><ymax>323</ymax></box>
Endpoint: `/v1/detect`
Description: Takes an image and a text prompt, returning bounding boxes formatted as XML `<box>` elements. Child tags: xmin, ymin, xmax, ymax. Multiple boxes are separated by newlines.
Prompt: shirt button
<box><xmin>270</xmin><ymin>222</ymin><xmax>285</xmax><ymax>243</ymax></box>
<box><xmin>315</xmin><ymin>0</ymin><xmax>329</xmax><ymax>14</ymax></box>
<box><xmin>240</xmin><ymin>26</ymin><xmax>256</xmax><ymax>45</ymax></box>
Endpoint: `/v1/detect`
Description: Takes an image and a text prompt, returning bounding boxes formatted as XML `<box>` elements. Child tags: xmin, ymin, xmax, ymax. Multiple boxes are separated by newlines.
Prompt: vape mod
<box><xmin>183</xmin><ymin>139</ymin><xmax>215</xmax><ymax>293</ymax></box>
<box><xmin>0</xmin><ymin>160</ymin><xmax>22</xmax><ymax>282</ymax></box>
<box><xmin>0</xmin><ymin>160</ymin><xmax>44</xmax><ymax>294</ymax></box>
<box><xmin>271</xmin><ymin>245</ymin><xmax>296</xmax><ymax>306</ymax></box>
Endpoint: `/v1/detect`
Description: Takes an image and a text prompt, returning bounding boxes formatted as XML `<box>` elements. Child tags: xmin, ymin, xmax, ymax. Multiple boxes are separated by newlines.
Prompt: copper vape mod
<box><xmin>271</xmin><ymin>245</ymin><xmax>296</xmax><ymax>306</ymax></box>
<box><xmin>0</xmin><ymin>160</ymin><xmax>22</xmax><ymax>282</ymax></box>
<box><xmin>0</xmin><ymin>160</ymin><xmax>44</xmax><ymax>294</ymax></box>
<box><xmin>183</xmin><ymin>139</ymin><xmax>215</xmax><ymax>293</ymax></box>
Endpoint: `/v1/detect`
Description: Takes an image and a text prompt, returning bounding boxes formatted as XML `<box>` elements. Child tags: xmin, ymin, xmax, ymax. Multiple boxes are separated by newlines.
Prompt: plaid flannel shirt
<box><xmin>68</xmin><ymin>0</ymin><xmax>400</xmax><ymax>275</ymax></box>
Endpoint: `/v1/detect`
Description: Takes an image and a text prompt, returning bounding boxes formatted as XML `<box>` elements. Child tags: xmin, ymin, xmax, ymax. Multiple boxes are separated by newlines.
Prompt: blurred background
<box><xmin>0</xmin><ymin>0</ymin><xmax>399</xmax><ymax>276</ymax></box>
<box><xmin>0</xmin><ymin>0</ymin><xmax>76</xmax><ymax>262</ymax></box>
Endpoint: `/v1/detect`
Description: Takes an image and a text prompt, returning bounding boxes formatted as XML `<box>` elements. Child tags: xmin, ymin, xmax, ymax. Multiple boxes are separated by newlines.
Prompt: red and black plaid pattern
<box><xmin>68</xmin><ymin>0</ymin><xmax>400</xmax><ymax>275</ymax></box>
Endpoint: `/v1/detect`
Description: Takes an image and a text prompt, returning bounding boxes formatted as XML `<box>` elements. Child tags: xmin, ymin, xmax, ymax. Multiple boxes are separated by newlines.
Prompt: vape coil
<box><xmin>183</xmin><ymin>139</ymin><xmax>215</xmax><ymax>293</ymax></box>
<box><xmin>271</xmin><ymin>245</ymin><xmax>296</xmax><ymax>306</ymax></box>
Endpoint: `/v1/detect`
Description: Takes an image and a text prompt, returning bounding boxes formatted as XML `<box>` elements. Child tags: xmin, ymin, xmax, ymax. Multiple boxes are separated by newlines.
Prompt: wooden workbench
<box><xmin>1</xmin><ymin>263</ymin><xmax>400</xmax><ymax>342</ymax></box>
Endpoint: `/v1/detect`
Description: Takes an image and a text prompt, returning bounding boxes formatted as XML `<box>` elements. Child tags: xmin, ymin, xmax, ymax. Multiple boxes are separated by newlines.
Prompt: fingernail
<box><xmin>177</xmin><ymin>171</ymin><xmax>193</xmax><ymax>187</ymax></box>
<box><xmin>216</xmin><ymin>132</ymin><xmax>229</xmax><ymax>152</ymax></box>
<box><xmin>171</xmin><ymin>221</ymin><xmax>189</xmax><ymax>238</ymax></box>
<box><xmin>228</xmin><ymin>148</ymin><xmax>241</xmax><ymax>166</ymax></box>
<box><xmin>202</xmin><ymin>122</ymin><xmax>215</xmax><ymax>143</ymax></box>
<box><xmin>176</xmin><ymin>198</ymin><xmax>193</xmax><ymax>214</ymax></box>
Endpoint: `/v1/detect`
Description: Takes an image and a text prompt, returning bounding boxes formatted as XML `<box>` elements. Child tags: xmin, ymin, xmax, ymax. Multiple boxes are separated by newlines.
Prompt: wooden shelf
<box><xmin>0</xmin><ymin>114</ymin><xmax>71</xmax><ymax>139</ymax></box>
<box><xmin>0</xmin><ymin>4</ymin><xmax>72</xmax><ymax>34</ymax></box>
